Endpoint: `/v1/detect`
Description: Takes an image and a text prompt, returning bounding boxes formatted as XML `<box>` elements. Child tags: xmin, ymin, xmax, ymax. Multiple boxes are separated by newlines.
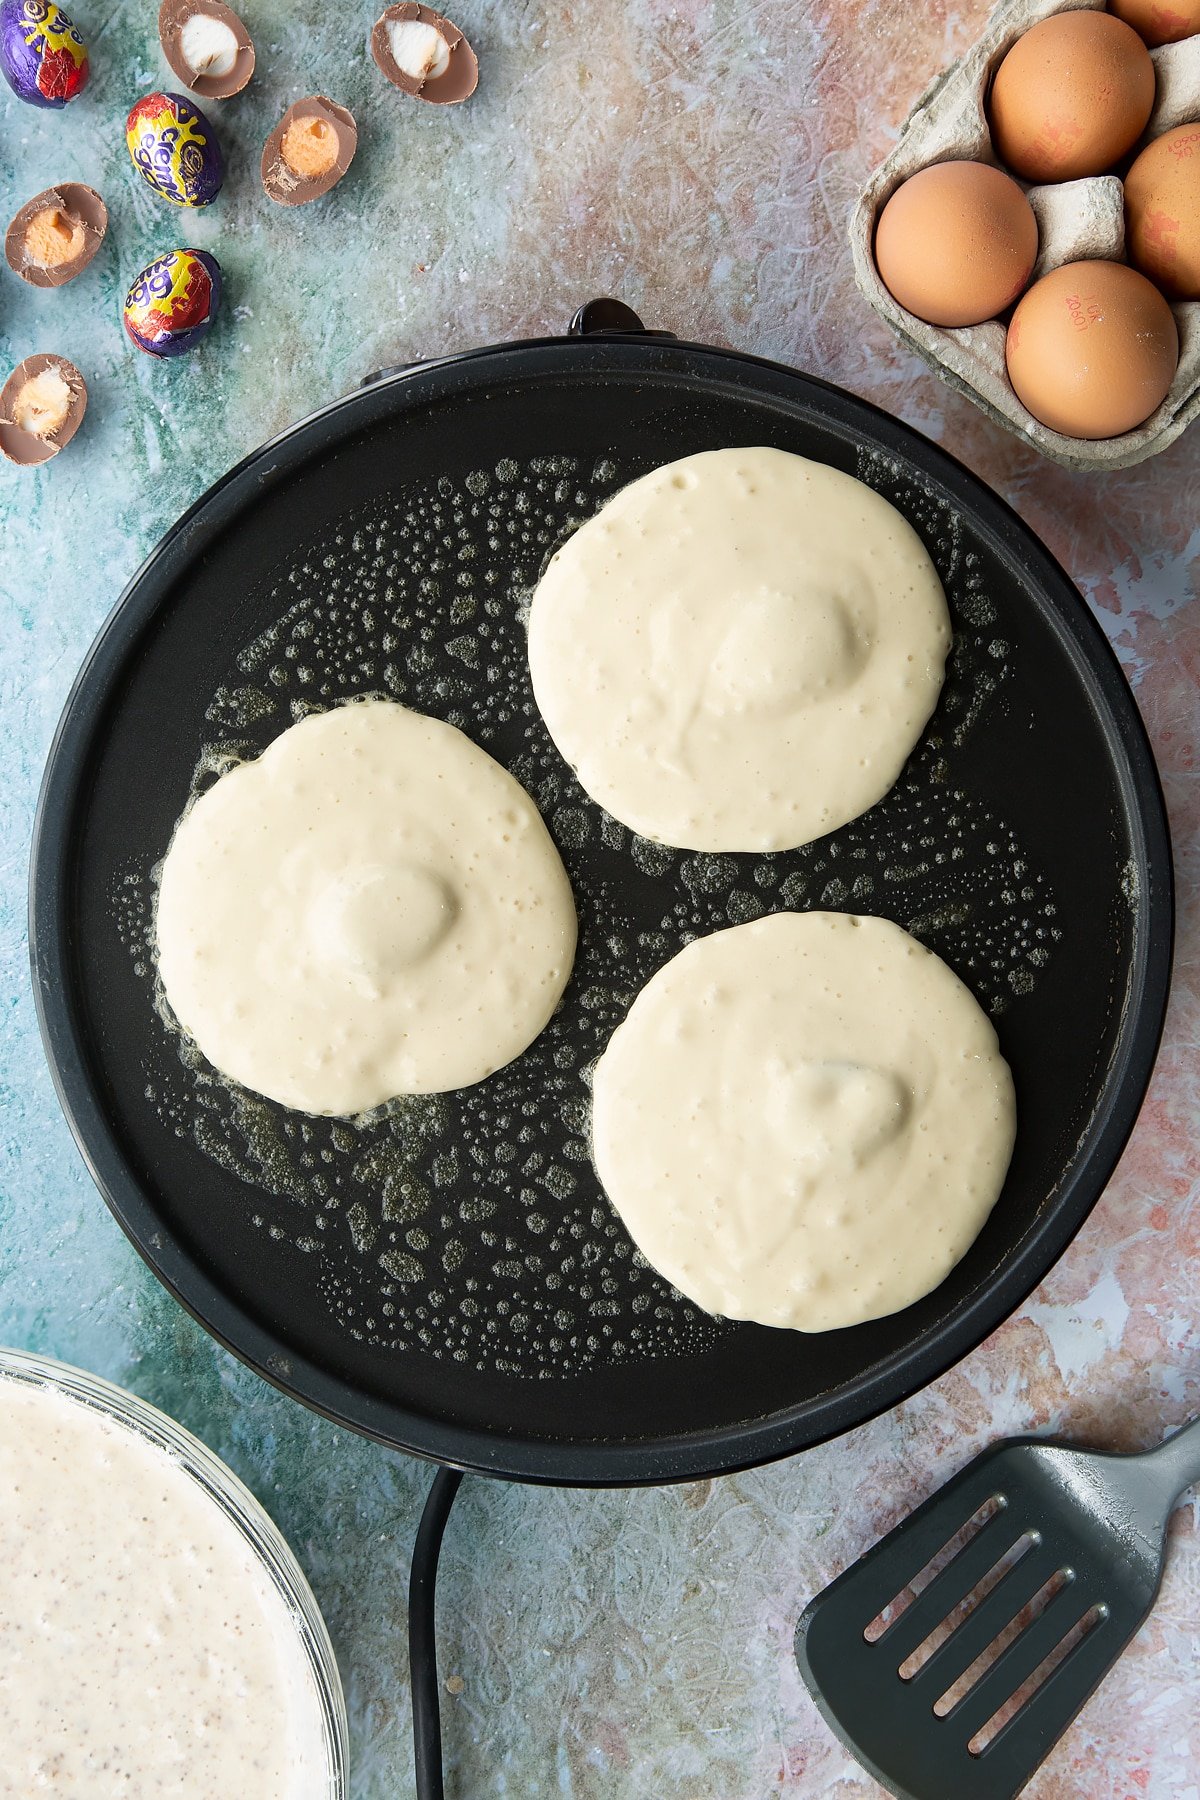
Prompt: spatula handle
<box><xmin>1147</xmin><ymin>1414</ymin><xmax>1200</xmax><ymax>1502</ymax></box>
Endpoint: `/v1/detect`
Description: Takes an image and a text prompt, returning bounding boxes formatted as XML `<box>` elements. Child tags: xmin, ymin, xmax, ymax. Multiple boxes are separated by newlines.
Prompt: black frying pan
<box><xmin>29</xmin><ymin>302</ymin><xmax>1173</xmax><ymax>1488</ymax></box>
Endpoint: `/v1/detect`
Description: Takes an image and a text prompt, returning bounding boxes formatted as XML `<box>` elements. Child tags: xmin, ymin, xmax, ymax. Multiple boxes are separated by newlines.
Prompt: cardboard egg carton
<box><xmin>850</xmin><ymin>0</ymin><xmax>1200</xmax><ymax>469</ymax></box>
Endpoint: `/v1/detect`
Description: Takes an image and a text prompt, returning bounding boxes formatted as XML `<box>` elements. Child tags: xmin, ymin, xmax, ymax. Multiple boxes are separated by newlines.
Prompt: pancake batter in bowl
<box><xmin>155</xmin><ymin>699</ymin><xmax>577</xmax><ymax>1115</ymax></box>
<box><xmin>0</xmin><ymin>1363</ymin><xmax>336</xmax><ymax>1799</ymax></box>
<box><xmin>527</xmin><ymin>447</ymin><xmax>951</xmax><ymax>853</ymax></box>
<box><xmin>591</xmin><ymin>912</ymin><xmax>1016</xmax><ymax>1332</ymax></box>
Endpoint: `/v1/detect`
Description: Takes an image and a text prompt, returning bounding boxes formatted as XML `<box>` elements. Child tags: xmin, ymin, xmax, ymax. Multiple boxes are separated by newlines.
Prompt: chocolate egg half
<box><xmin>158</xmin><ymin>0</ymin><xmax>254</xmax><ymax>100</ymax></box>
<box><xmin>371</xmin><ymin>4</ymin><xmax>478</xmax><ymax>104</ymax></box>
<box><xmin>126</xmin><ymin>92</ymin><xmax>224</xmax><ymax>208</ymax></box>
<box><xmin>261</xmin><ymin>96</ymin><xmax>358</xmax><ymax>205</ymax></box>
<box><xmin>0</xmin><ymin>353</ymin><xmax>87</xmax><ymax>465</ymax></box>
<box><xmin>0</xmin><ymin>0</ymin><xmax>89</xmax><ymax>107</ymax></box>
<box><xmin>123</xmin><ymin>248</ymin><xmax>222</xmax><ymax>357</ymax></box>
<box><xmin>5</xmin><ymin>182</ymin><xmax>107</xmax><ymax>287</ymax></box>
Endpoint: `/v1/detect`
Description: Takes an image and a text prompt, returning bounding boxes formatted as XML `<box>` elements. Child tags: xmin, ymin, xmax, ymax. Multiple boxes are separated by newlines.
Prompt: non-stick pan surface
<box><xmin>30</xmin><ymin>327</ymin><xmax>1172</xmax><ymax>1484</ymax></box>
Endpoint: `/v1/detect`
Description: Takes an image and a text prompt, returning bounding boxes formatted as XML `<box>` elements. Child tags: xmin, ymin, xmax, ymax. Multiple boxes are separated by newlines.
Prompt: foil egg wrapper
<box><xmin>126</xmin><ymin>91</ymin><xmax>224</xmax><ymax>208</ymax></box>
<box><xmin>123</xmin><ymin>248</ymin><xmax>222</xmax><ymax>357</ymax></box>
<box><xmin>0</xmin><ymin>0</ymin><xmax>89</xmax><ymax>107</ymax></box>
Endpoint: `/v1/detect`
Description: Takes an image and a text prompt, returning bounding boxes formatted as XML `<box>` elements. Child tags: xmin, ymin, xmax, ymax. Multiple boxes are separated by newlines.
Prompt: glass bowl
<box><xmin>0</xmin><ymin>1345</ymin><xmax>348</xmax><ymax>1799</ymax></box>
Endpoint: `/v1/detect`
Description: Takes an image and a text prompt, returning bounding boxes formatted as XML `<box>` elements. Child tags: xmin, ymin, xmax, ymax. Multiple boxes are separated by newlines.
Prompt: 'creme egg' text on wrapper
<box><xmin>0</xmin><ymin>0</ymin><xmax>89</xmax><ymax>106</ymax></box>
<box><xmin>126</xmin><ymin>91</ymin><xmax>224</xmax><ymax>208</ymax></box>
<box><xmin>123</xmin><ymin>249</ymin><xmax>221</xmax><ymax>357</ymax></box>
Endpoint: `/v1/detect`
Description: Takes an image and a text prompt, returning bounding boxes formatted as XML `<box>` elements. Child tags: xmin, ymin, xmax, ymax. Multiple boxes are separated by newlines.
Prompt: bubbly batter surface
<box><xmin>527</xmin><ymin>447</ymin><xmax>951</xmax><ymax>852</ymax></box>
<box><xmin>155</xmin><ymin>699</ymin><xmax>577</xmax><ymax>1114</ymax></box>
<box><xmin>0</xmin><ymin>1374</ymin><xmax>329</xmax><ymax>1800</ymax></box>
<box><xmin>591</xmin><ymin>912</ymin><xmax>1015</xmax><ymax>1332</ymax></box>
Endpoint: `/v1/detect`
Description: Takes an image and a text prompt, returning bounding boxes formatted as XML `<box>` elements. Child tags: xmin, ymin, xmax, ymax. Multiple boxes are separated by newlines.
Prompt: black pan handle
<box><xmin>359</xmin><ymin>356</ymin><xmax>426</xmax><ymax>389</ymax></box>
<box><xmin>569</xmin><ymin>297</ymin><xmax>676</xmax><ymax>339</ymax></box>
<box><xmin>356</xmin><ymin>295</ymin><xmax>676</xmax><ymax>387</ymax></box>
<box><xmin>361</xmin><ymin>298</ymin><xmax>674</xmax><ymax>388</ymax></box>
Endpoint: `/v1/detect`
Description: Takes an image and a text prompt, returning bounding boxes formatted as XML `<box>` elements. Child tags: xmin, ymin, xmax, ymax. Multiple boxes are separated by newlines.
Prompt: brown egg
<box><xmin>988</xmin><ymin>12</ymin><xmax>1155</xmax><ymax>182</ymax></box>
<box><xmin>1125</xmin><ymin>124</ymin><xmax>1200</xmax><ymax>300</ymax></box>
<box><xmin>874</xmin><ymin>160</ymin><xmax>1039</xmax><ymax>328</ymax></box>
<box><xmin>1006</xmin><ymin>260</ymin><xmax>1178</xmax><ymax>438</ymax></box>
<box><xmin>1109</xmin><ymin>0</ymin><xmax>1200</xmax><ymax>48</ymax></box>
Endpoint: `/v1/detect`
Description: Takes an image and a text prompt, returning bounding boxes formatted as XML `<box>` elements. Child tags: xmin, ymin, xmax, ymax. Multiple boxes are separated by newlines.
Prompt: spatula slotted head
<box><xmin>795</xmin><ymin>1440</ymin><xmax>1168</xmax><ymax>1800</ymax></box>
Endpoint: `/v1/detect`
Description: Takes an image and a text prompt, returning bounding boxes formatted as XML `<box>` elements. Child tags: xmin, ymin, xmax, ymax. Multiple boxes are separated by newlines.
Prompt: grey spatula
<box><xmin>795</xmin><ymin>1416</ymin><xmax>1200</xmax><ymax>1799</ymax></box>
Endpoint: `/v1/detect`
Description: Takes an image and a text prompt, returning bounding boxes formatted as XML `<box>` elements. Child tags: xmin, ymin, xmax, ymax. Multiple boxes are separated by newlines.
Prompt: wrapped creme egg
<box><xmin>0</xmin><ymin>0</ymin><xmax>89</xmax><ymax>106</ymax></box>
<box><xmin>126</xmin><ymin>92</ymin><xmax>224</xmax><ymax>208</ymax></box>
<box><xmin>123</xmin><ymin>249</ymin><xmax>221</xmax><ymax>357</ymax></box>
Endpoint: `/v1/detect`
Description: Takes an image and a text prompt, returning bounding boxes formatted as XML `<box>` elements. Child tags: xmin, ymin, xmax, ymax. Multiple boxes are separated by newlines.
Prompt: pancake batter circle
<box><xmin>591</xmin><ymin>911</ymin><xmax>1016</xmax><ymax>1332</ymax></box>
<box><xmin>155</xmin><ymin>699</ymin><xmax>577</xmax><ymax>1114</ymax></box>
<box><xmin>527</xmin><ymin>447</ymin><xmax>952</xmax><ymax>853</ymax></box>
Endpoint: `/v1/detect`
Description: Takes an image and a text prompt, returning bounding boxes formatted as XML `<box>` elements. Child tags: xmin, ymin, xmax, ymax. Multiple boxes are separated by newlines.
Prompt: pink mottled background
<box><xmin>0</xmin><ymin>2</ymin><xmax>1195</xmax><ymax>1795</ymax></box>
<box><xmin>431</xmin><ymin>2</ymin><xmax>1200</xmax><ymax>1795</ymax></box>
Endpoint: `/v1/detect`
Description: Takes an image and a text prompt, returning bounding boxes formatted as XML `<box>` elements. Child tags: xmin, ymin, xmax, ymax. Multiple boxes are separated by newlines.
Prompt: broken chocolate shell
<box><xmin>261</xmin><ymin>96</ymin><xmax>358</xmax><ymax>206</ymax></box>
<box><xmin>158</xmin><ymin>0</ymin><xmax>254</xmax><ymax>100</ymax></box>
<box><xmin>0</xmin><ymin>352</ymin><xmax>87</xmax><ymax>466</ymax></box>
<box><xmin>5</xmin><ymin>182</ymin><xmax>107</xmax><ymax>288</ymax></box>
<box><xmin>370</xmin><ymin>4</ymin><xmax>478</xmax><ymax>105</ymax></box>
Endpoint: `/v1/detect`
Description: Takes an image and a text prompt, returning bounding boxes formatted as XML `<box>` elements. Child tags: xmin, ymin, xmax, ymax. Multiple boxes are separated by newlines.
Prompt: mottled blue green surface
<box><xmin>3</xmin><ymin>2</ymin><xmax>1198</xmax><ymax>1797</ymax></box>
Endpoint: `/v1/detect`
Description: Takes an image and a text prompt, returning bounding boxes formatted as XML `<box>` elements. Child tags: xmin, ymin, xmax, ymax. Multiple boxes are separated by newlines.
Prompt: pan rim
<box><xmin>28</xmin><ymin>332</ymin><xmax>1174</xmax><ymax>1486</ymax></box>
